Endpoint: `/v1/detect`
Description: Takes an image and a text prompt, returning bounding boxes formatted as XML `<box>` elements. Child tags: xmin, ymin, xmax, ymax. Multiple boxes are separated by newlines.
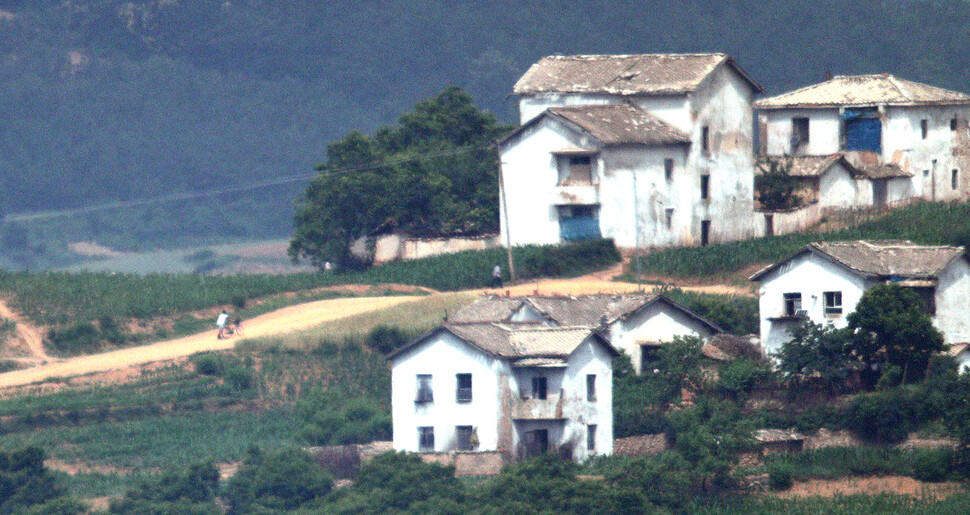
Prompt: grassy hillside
<box><xmin>630</xmin><ymin>201</ymin><xmax>970</xmax><ymax>282</ymax></box>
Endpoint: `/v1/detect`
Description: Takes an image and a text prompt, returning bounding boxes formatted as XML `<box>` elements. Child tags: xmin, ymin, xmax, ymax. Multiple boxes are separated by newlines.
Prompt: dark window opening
<box><xmin>921</xmin><ymin>119</ymin><xmax>929</xmax><ymax>139</ymax></box>
<box><xmin>664</xmin><ymin>158</ymin><xmax>674</xmax><ymax>182</ymax></box>
<box><xmin>665</xmin><ymin>208</ymin><xmax>674</xmax><ymax>230</ymax></box>
<box><xmin>416</xmin><ymin>374</ymin><xmax>433</xmax><ymax>403</ymax></box>
<box><xmin>418</xmin><ymin>427</ymin><xmax>435</xmax><ymax>452</ymax></box>
<box><xmin>792</xmin><ymin>117</ymin><xmax>809</xmax><ymax>154</ymax></box>
<box><xmin>587</xmin><ymin>424</ymin><xmax>597</xmax><ymax>451</ymax></box>
<box><xmin>823</xmin><ymin>291</ymin><xmax>843</xmax><ymax>315</ymax></box>
<box><xmin>952</xmin><ymin>117</ymin><xmax>959</xmax><ymax>131</ymax></box>
<box><xmin>531</xmin><ymin>376</ymin><xmax>548</xmax><ymax>400</ymax></box>
<box><xmin>911</xmin><ymin>287</ymin><xmax>937</xmax><ymax>315</ymax></box>
<box><xmin>456</xmin><ymin>373</ymin><xmax>472</xmax><ymax>403</ymax></box>
<box><xmin>953</xmin><ymin>169</ymin><xmax>959</xmax><ymax>190</ymax></box>
<box><xmin>702</xmin><ymin>126</ymin><xmax>710</xmax><ymax>154</ymax></box>
<box><xmin>456</xmin><ymin>426</ymin><xmax>475</xmax><ymax>451</ymax></box>
<box><xmin>523</xmin><ymin>429</ymin><xmax>549</xmax><ymax>457</ymax></box>
<box><xmin>784</xmin><ymin>293</ymin><xmax>803</xmax><ymax>317</ymax></box>
<box><xmin>586</xmin><ymin>374</ymin><xmax>596</xmax><ymax>401</ymax></box>
<box><xmin>640</xmin><ymin>345</ymin><xmax>661</xmax><ymax>373</ymax></box>
<box><xmin>700</xmin><ymin>220</ymin><xmax>711</xmax><ymax>246</ymax></box>
<box><xmin>764</xmin><ymin>214</ymin><xmax>774</xmax><ymax>237</ymax></box>
<box><xmin>700</xmin><ymin>175</ymin><xmax>710</xmax><ymax>200</ymax></box>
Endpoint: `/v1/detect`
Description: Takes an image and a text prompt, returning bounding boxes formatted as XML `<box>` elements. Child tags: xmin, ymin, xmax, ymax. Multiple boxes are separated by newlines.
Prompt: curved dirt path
<box><xmin>0</xmin><ymin>299</ymin><xmax>50</xmax><ymax>362</ymax></box>
<box><xmin>0</xmin><ymin>295</ymin><xmax>418</xmax><ymax>389</ymax></box>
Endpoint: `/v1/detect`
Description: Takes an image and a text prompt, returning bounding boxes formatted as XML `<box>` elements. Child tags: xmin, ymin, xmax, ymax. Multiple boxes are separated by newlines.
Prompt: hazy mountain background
<box><xmin>2</xmin><ymin>0</ymin><xmax>970</xmax><ymax>268</ymax></box>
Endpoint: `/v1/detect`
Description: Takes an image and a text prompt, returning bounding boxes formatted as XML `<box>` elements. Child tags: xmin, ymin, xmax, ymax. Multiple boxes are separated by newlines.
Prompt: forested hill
<box><xmin>3</xmin><ymin>0</ymin><xmax>970</xmax><ymax>266</ymax></box>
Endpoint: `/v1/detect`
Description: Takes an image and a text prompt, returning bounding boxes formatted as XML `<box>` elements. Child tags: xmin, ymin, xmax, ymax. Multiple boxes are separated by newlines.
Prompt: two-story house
<box><xmin>388</xmin><ymin>323</ymin><xmax>616</xmax><ymax>461</ymax></box>
<box><xmin>756</xmin><ymin>74</ymin><xmax>970</xmax><ymax>208</ymax></box>
<box><xmin>750</xmin><ymin>240</ymin><xmax>970</xmax><ymax>354</ymax></box>
<box><xmin>499</xmin><ymin>53</ymin><xmax>762</xmax><ymax>248</ymax></box>
<box><xmin>451</xmin><ymin>293</ymin><xmax>723</xmax><ymax>374</ymax></box>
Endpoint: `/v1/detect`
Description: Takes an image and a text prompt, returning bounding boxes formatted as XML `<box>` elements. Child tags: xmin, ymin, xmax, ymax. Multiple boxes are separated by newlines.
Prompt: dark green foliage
<box><xmin>324</xmin><ymin>452</ymin><xmax>465</xmax><ymax>514</ymax></box>
<box><xmin>776</xmin><ymin>321</ymin><xmax>853</xmax><ymax>391</ymax></box>
<box><xmin>223</xmin><ymin>448</ymin><xmax>333</xmax><ymax>514</ymax></box>
<box><xmin>365</xmin><ymin>325</ymin><xmax>411</xmax><ymax>355</ymax></box>
<box><xmin>46</xmin><ymin>323</ymin><xmax>102</xmax><ymax>355</ymax></box>
<box><xmin>290</xmin><ymin>87</ymin><xmax>512</xmax><ymax>268</ymax></box>
<box><xmin>755</xmin><ymin>158</ymin><xmax>798</xmax><ymax>210</ymax></box>
<box><xmin>766</xmin><ymin>462</ymin><xmax>794</xmax><ymax>491</ymax></box>
<box><xmin>298</xmin><ymin>390</ymin><xmax>391</xmax><ymax>445</ymax></box>
<box><xmin>605</xmin><ymin>453</ymin><xmax>695</xmax><ymax>510</ymax></box>
<box><xmin>109</xmin><ymin>462</ymin><xmax>220</xmax><ymax>514</ymax></box>
<box><xmin>844</xmin><ymin>387</ymin><xmax>943</xmax><ymax>443</ymax></box>
<box><xmin>716</xmin><ymin>358</ymin><xmax>772</xmax><ymax>403</ymax></box>
<box><xmin>661</xmin><ymin>289</ymin><xmax>759</xmax><ymax>335</ymax></box>
<box><xmin>0</xmin><ymin>447</ymin><xmax>80</xmax><ymax>514</ymax></box>
<box><xmin>666</xmin><ymin>397</ymin><xmax>754</xmax><ymax>491</ymax></box>
<box><xmin>847</xmin><ymin>284</ymin><xmax>944</xmax><ymax>383</ymax></box>
<box><xmin>763</xmin><ymin>446</ymin><xmax>957</xmax><ymax>484</ymax></box>
<box><xmin>191</xmin><ymin>353</ymin><xmax>224</xmax><ymax>376</ymax></box>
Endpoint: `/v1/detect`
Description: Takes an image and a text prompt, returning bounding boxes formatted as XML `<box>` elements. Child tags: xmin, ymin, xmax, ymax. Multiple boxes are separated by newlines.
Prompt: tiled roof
<box><xmin>756</xmin><ymin>154</ymin><xmax>854</xmax><ymax>178</ymax></box>
<box><xmin>704</xmin><ymin>334</ymin><xmax>764</xmax><ymax>362</ymax></box>
<box><xmin>754</xmin><ymin>429</ymin><xmax>805</xmax><ymax>443</ymax></box>
<box><xmin>755</xmin><ymin>74</ymin><xmax>970</xmax><ymax>109</ymax></box>
<box><xmin>546</xmin><ymin>105</ymin><xmax>690</xmax><ymax>145</ymax></box>
<box><xmin>751</xmin><ymin>240</ymin><xmax>967</xmax><ymax>281</ymax></box>
<box><xmin>514</xmin><ymin>53</ymin><xmax>761</xmax><ymax>95</ymax></box>
<box><xmin>859</xmin><ymin>163</ymin><xmax>912</xmax><ymax>179</ymax></box>
<box><xmin>450</xmin><ymin>297</ymin><xmax>523</xmax><ymax>323</ymax></box>
<box><xmin>431</xmin><ymin>323</ymin><xmax>614</xmax><ymax>359</ymax></box>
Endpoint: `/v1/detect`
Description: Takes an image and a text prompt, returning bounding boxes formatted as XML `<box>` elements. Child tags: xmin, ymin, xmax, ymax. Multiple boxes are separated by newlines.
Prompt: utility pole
<box><xmin>632</xmin><ymin>170</ymin><xmax>642</xmax><ymax>291</ymax></box>
<box><xmin>498</xmin><ymin>158</ymin><xmax>516</xmax><ymax>282</ymax></box>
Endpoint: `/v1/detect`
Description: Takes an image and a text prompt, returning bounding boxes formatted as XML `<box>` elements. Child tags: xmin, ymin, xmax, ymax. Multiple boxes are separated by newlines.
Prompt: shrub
<box><xmin>47</xmin><ymin>323</ymin><xmax>101</xmax><ymax>354</ymax></box>
<box><xmin>191</xmin><ymin>353</ymin><xmax>224</xmax><ymax>376</ymax></box>
<box><xmin>365</xmin><ymin>325</ymin><xmax>411</xmax><ymax>354</ymax></box>
<box><xmin>223</xmin><ymin>448</ymin><xmax>333</xmax><ymax>514</ymax></box>
<box><xmin>224</xmin><ymin>366</ymin><xmax>254</xmax><ymax>391</ymax></box>
<box><xmin>298</xmin><ymin>390</ymin><xmax>391</xmax><ymax>445</ymax></box>
<box><xmin>767</xmin><ymin>462</ymin><xmax>794</xmax><ymax>491</ymax></box>
<box><xmin>717</xmin><ymin>358</ymin><xmax>772</xmax><ymax>402</ymax></box>
<box><xmin>844</xmin><ymin>387</ymin><xmax>942</xmax><ymax>443</ymax></box>
<box><xmin>910</xmin><ymin>448</ymin><xmax>954</xmax><ymax>483</ymax></box>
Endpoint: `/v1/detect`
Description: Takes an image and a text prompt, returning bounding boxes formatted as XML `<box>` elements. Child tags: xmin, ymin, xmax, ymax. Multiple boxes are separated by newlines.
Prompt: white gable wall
<box><xmin>607</xmin><ymin>302</ymin><xmax>718</xmax><ymax>373</ymax></box>
<box><xmin>762</xmin><ymin>109</ymin><xmax>841</xmax><ymax>156</ymax></box>
<box><xmin>560</xmin><ymin>339</ymin><xmax>614</xmax><ymax>461</ymax></box>
<box><xmin>935</xmin><ymin>258</ymin><xmax>970</xmax><ymax>344</ymax></box>
<box><xmin>518</xmin><ymin>93</ymin><xmax>620</xmax><ymax>125</ymax></box>
<box><xmin>818</xmin><ymin>163</ymin><xmax>858</xmax><ymax>208</ymax></box>
<box><xmin>757</xmin><ymin>252</ymin><xmax>869</xmax><ymax>355</ymax></box>
<box><xmin>391</xmin><ymin>333</ymin><xmax>505</xmax><ymax>453</ymax></box>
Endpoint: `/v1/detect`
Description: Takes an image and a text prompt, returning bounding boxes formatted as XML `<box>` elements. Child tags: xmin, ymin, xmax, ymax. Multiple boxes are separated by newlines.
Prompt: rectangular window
<box><xmin>664</xmin><ymin>208</ymin><xmax>674</xmax><ymax>230</ymax></box>
<box><xmin>557</xmin><ymin>153</ymin><xmax>595</xmax><ymax>185</ymax></box>
<box><xmin>921</xmin><ymin>119</ymin><xmax>929</xmax><ymax>139</ymax></box>
<box><xmin>701</xmin><ymin>220</ymin><xmax>711</xmax><ymax>246</ymax></box>
<box><xmin>700</xmin><ymin>175</ymin><xmax>710</xmax><ymax>200</ymax></box>
<box><xmin>701</xmin><ymin>126</ymin><xmax>710</xmax><ymax>154</ymax></box>
<box><xmin>953</xmin><ymin>169</ymin><xmax>959</xmax><ymax>190</ymax></box>
<box><xmin>641</xmin><ymin>345</ymin><xmax>661</xmax><ymax>373</ymax></box>
<box><xmin>784</xmin><ymin>293</ymin><xmax>803</xmax><ymax>317</ymax></box>
<box><xmin>664</xmin><ymin>158</ymin><xmax>674</xmax><ymax>182</ymax></box>
<box><xmin>586</xmin><ymin>374</ymin><xmax>596</xmax><ymax>401</ymax></box>
<box><xmin>792</xmin><ymin>117</ymin><xmax>809</xmax><ymax>153</ymax></box>
<box><xmin>418</xmin><ymin>427</ymin><xmax>435</xmax><ymax>452</ymax></box>
<box><xmin>587</xmin><ymin>424</ymin><xmax>597</xmax><ymax>451</ymax></box>
<box><xmin>764</xmin><ymin>214</ymin><xmax>774</xmax><ymax>237</ymax></box>
<box><xmin>456</xmin><ymin>425</ymin><xmax>475</xmax><ymax>451</ymax></box>
<box><xmin>823</xmin><ymin>291</ymin><xmax>843</xmax><ymax>315</ymax></box>
<box><xmin>416</xmin><ymin>374</ymin><xmax>433</xmax><ymax>403</ymax></box>
<box><xmin>531</xmin><ymin>376</ymin><xmax>547</xmax><ymax>400</ymax></box>
<box><xmin>952</xmin><ymin>117</ymin><xmax>959</xmax><ymax>131</ymax></box>
<box><xmin>456</xmin><ymin>373</ymin><xmax>472</xmax><ymax>403</ymax></box>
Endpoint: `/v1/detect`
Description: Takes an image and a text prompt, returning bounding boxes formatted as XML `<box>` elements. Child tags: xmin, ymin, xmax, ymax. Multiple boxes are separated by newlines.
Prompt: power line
<box><xmin>3</xmin><ymin>144</ymin><xmax>489</xmax><ymax>223</ymax></box>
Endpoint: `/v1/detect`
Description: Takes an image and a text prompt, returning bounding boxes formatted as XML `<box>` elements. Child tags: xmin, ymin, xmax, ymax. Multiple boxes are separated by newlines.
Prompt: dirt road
<box><xmin>0</xmin><ymin>295</ymin><xmax>419</xmax><ymax>389</ymax></box>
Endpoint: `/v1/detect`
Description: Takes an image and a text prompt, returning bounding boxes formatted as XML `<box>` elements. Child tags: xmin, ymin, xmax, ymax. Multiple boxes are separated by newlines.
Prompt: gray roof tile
<box><xmin>547</xmin><ymin>105</ymin><xmax>690</xmax><ymax>145</ymax></box>
<box><xmin>756</xmin><ymin>74</ymin><xmax>970</xmax><ymax>109</ymax></box>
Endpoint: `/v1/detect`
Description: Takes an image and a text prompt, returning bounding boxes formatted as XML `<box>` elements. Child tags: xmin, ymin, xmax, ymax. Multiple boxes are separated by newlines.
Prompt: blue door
<box><xmin>844</xmin><ymin>117</ymin><xmax>882</xmax><ymax>152</ymax></box>
<box><xmin>559</xmin><ymin>205</ymin><xmax>601</xmax><ymax>241</ymax></box>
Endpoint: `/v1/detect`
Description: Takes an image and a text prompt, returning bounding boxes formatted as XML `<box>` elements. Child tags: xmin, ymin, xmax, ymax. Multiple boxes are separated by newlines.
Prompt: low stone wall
<box><xmin>417</xmin><ymin>451</ymin><xmax>507</xmax><ymax>476</ymax></box>
<box><xmin>612</xmin><ymin>434</ymin><xmax>668</xmax><ymax>456</ymax></box>
<box><xmin>373</xmin><ymin>234</ymin><xmax>501</xmax><ymax>263</ymax></box>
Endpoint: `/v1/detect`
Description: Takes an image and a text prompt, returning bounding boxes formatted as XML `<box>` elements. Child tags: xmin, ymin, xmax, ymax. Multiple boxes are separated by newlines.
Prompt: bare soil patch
<box><xmin>776</xmin><ymin>476</ymin><xmax>965</xmax><ymax>500</ymax></box>
<box><xmin>0</xmin><ymin>298</ymin><xmax>50</xmax><ymax>362</ymax></box>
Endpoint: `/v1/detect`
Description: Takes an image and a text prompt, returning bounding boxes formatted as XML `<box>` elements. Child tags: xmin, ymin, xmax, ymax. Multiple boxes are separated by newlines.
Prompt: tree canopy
<box><xmin>289</xmin><ymin>87</ymin><xmax>512</xmax><ymax>269</ymax></box>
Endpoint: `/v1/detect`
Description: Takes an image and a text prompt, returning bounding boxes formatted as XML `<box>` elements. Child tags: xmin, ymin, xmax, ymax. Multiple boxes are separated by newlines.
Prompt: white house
<box><xmin>755</xmin><ymin>74</ymin><xmax>970</xmax><ymax>206</ymax></box>
<box><xmin>388</xmin><ymin>323</ymin><xmax>616</xmax><ymax>462</ymax></box>
<box><xmin>451</xmin><ymin>293</ymin><xmax>723</xmax><ymax>374</ymax></box>
<box><xmin>750</xmin><ymin>240</ymin><xmax>970</xmax><ymax>355</ymax></box>
<box><xmin>499</xmin><ymin>53</ymin><xmax>762</xmax><ymax>248</ymax></box>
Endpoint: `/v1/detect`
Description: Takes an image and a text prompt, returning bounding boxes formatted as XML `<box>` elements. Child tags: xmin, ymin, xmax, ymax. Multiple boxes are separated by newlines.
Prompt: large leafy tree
<box><xmin>777</xmin><ymin>321</ymin><xmax>854</xmax><ymax>392</ymax></box>
<box><xmin>289</xmin><ymin>87</ymin><xmax>512</xmax><ymax>269</ymax></box>
<box><xmin>847</xmin><ymin>284</ymin><xmax>945</xmax><ymax>383</ymax></box>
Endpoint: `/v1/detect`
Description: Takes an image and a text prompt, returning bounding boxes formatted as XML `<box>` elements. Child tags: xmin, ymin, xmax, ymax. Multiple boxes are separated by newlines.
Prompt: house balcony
<box><xmin>512</xmin><ymin>394</ymin><xmax>565</xmax><ymax>420</ymax></box>
<box><xmin>554</xmin><ymin>184</ymin><xmax>599</xmax><ymax>205</ymax></box>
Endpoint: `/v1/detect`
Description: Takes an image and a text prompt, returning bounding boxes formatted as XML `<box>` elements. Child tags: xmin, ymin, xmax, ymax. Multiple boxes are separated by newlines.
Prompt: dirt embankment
<box><xmin>0</xmin><ymin>298</ymin><xmax>50</xmax><ymax>363</ymax></box>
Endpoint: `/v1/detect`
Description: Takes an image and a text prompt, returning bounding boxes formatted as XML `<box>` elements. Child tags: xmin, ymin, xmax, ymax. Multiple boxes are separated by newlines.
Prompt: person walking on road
<box><xmin>216</xmin><ymin>310</ymin><xmax>229</xmax><ymax>339</ymax></box>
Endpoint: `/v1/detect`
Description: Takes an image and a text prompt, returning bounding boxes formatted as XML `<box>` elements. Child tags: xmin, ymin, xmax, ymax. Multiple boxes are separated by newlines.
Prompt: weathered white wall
<box><xmin>607</xmin><ymin>302</ymin><xmax>717</xmax><ymax>373</ymax></box>
<box><xmin>934</xmin><ymin>258</ymin><xmax>970</xmax><ymax>344</ymax></box>
<box><xmin>761</xmin><ymin>109</ymin><xmax>841</xmax><ymax>156</ymax></box>
<box><xmin>391</xmin><ymin>333</ymin><xmax>503</xmax><ymax>453</ymax></box>
<box><xmin>518</xmin><ymin>93</ymin><xmax>620</xmax><ymax>124</ymax></box>
<box><xmin>885</xmin><ymin>177</ymin><xmax>915</xmax><ymax>204</ymax></box>
<box><xmin>372</xmin><ymin>234</ymin><xmax>501</xmax><ymax>264</ymax></box>
<box><xmin>756</xmin><ymin>252</ymin><xmax>869</xmax><ymax>354</ymax></box>
<box><xmin>818</xmin><ymin>163</ymin><xmax>858</xmax><ymax>208</ymax></box>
